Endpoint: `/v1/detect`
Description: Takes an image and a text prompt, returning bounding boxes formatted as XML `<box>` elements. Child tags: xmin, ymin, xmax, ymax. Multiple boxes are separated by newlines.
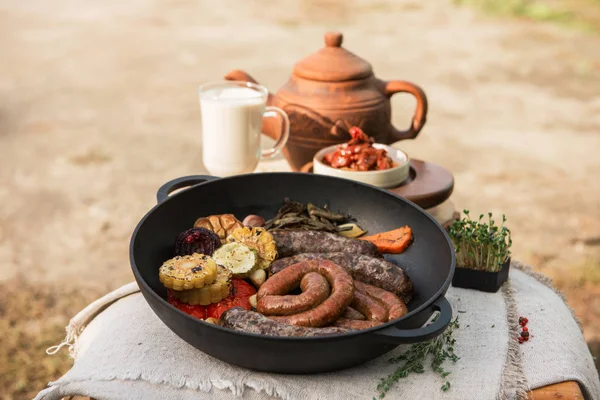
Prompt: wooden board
<box><xmin>62</xmin><ymin>381</ymin><xmax>584</xmax><ymax>400</ymax></box>
<box><xmin>300</xmin><ymin>159</ymin><xmax>454</xmax><ymax>210</ymax></box>
<box><xmin>389</xmin><ymin>159</ymin><xmax>454</xmax><ymax>209</ymax></box>
<box><xmin>528</xmin><ymin>381</ymin><xmax>584</xmax><ymax>399</ymax></box>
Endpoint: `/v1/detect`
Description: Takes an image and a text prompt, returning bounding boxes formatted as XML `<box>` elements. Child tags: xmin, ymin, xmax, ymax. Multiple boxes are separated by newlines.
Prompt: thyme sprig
<box><xmin>375</xmin><ymin>317</ymin><xmax>460</xmax><ymax>399</ymax></box>
<box><xmin>448</xmin><ymin>210</ymin><xmax>512</xmax><ymax>272</ymax></box>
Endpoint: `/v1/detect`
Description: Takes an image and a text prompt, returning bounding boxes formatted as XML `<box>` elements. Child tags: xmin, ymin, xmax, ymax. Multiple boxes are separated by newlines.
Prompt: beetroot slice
<box><xmin>174</xmin><ymin>227</ymin><xmax>221</xmax><ymax>257</ymax></box>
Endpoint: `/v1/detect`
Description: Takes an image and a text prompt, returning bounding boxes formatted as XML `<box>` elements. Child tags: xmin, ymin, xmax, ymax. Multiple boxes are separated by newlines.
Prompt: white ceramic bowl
<box><xmin>313</xmin><ymin>143</ymin><xmax>410</xmax><ymax>188</ymax></box>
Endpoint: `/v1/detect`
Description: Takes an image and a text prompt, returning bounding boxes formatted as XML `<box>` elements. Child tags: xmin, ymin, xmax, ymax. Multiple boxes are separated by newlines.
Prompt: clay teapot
<box><xmin>225</xmin><ymin>31</ymin><xmax>428</xmax><ymax>171</ymax></box>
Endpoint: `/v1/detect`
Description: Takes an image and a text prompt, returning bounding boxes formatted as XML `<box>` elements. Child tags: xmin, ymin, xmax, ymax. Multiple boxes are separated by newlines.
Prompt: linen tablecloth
<box><xmin>36</xmin><ymin>261</ymin><xmax>600</xmax><ymax>400</ymax></box>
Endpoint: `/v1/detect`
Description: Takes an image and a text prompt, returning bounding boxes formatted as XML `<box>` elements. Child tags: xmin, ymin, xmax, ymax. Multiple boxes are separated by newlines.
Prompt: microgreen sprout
<box><xmin>448</xmin><ymin>210</ymin><xmax>512</xmax><ymax>272</ymax></box>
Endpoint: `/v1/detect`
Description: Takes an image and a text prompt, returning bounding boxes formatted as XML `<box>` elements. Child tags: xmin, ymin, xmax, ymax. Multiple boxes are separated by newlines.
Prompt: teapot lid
<box><xmin>292</xmin><ymin>32</ymin><xmax>373</xmax><ymax>82</ymax></box>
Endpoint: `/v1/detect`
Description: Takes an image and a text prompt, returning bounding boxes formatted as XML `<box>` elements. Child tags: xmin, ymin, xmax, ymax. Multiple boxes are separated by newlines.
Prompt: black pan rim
<box><xmin>129</xmin><ymin>172</ymin><xmax>456</xmax><ymax>342</ymax></box>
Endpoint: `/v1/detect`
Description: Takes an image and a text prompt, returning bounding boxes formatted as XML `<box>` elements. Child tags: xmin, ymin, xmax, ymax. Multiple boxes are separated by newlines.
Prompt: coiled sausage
<box><xmin>257</xmin><ymin>272</ymin><xmax>330</xmax><ymax>316</ymax></box>
<box><xmin>270</xmin><ymin>252</ymin><xmax>413</xmax><ymax>303</ymax></box>
<box><xmin>354</xmin><ymin>281</ymin><xmax>407</xmax><ymax>321</ymax></box>
<box><xmin>351</xmin><ymin>291</ymin><xmax>388</xmax><ymax>322</ymax></box>
<box><xmin>342</xmin><ymin>307</ymin><xmax>366</xmax><ymax>320</ymax></box>
<box><xmin>334</xmin><ymin>287</ymin><xmax>391</xmax><ymax>329</ymax></box>
<box><xmin>258</xmin><ymin>259</ymin><xmax>354</xmax><ymax>327</ymax></box>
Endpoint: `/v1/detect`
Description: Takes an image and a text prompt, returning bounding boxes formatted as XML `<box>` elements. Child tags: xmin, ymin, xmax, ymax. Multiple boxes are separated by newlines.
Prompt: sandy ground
<box><xmin>1</xmin><ymin>0</ymin><xmax>599</xmax><ymax>394</ymax></box>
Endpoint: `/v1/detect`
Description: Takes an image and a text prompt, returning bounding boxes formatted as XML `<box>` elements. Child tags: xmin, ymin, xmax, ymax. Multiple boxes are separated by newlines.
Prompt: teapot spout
<box><xmin>224</xmin><ymin>70</ymin><xmax>275</xmax><ymax>106</ymax></box>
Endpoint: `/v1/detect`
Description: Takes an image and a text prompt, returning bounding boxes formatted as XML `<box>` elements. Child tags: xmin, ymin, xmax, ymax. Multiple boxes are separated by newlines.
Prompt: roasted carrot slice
<box><xmin>361</xmin><ymin>226</ymin><xmax>412</xmax><ymax>242</ymax></box>
<box><xmin>366</xmin><ymin>238</ymin><xmax>411</xmax><ymax>254</ymax></box>
<box><xmin>360</xmin><ymin>226</ymin><xmax>413</xmax><ymax>254</ymax></box>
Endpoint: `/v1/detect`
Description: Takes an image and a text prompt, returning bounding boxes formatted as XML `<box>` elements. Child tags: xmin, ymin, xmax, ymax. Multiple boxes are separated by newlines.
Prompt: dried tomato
<box><xmin>168</xmin><ymin>278</ymin><xmax>256</xmax><ymax>321</ymax></box>
<box><xmin>322</xmin><ymin>127</ymin><xmax>394</xmax><ymax>171</ymax></box>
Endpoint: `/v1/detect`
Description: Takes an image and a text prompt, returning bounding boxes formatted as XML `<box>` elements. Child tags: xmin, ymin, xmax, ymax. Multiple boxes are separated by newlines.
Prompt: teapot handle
<box><xmin>383</xmin><ymin>80</ymin><xmax>428</xmax><ymax>141</ymax></box>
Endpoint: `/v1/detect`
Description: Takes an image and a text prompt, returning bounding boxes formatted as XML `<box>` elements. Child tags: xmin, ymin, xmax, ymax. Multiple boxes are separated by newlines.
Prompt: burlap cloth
<box><xmin>35</xmin><ymin>261</ymin><xmax>599</xmax><ymax>400</ymax></box>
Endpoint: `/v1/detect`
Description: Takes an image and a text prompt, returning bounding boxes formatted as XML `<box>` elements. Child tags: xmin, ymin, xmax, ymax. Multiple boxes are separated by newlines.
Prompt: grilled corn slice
<box><xmin>226</xmin><ymin>227</ymin><xmax>277</xmax><ymax>270</ymax></box>
<box><xmin>212</xmin><ymin>242</ymin><xmax>257</xmax><ymax>277</ymax></box>
<box><xmin>159</xmin><ymin>253</ymin><xmax>218</xmax><ymax>291</ymax></box>
<box><xmin>171</xmin><ymin>265</ymin><xmax>232</xmax><ymax>305</ymax></box>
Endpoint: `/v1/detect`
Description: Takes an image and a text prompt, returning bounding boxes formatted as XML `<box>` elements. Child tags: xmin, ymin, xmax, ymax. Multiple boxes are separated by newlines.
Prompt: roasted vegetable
<box><xmin>248</xmin><ymin>268</ymin><xmax>266</xmax><ymax>287</ymax></box>
<box><xmin>159</xmin><ymin>254</ymin><xmax>218</xmax><ymax>291</ymax></box>
<box><xmin>171</xmin><ymin>264</ymin><xmax>232</xmax><ymax>305</ymax></box>
<box><xmin>242</xmin><ymin>214</ymin><xmax>265</xmax><ymax>228</ymax></box>
<box><xmin>248</xmin><ymin>294</ymin><xmax>258</xmax><ymax>309</ymax></box>
<box><xmin>166</xmin><ymin>278</ymin><xmax>256</xmax><ymax>320</ymax></box>
<box><xmin>336</xmin><ymin>223</ymin><xmax>367</xmax><ymax>238</ymax></box>
<box><xmin>167</xmin><ymin>290</ymin><xmax>208</xmax><ymax>319</ymax></box>
<box><xmin>307</xmin><ymin>203</ymin><xmax>345</xmax><ymax>221</ymax></box>
<box><xmin>226</xmin><ymin>227</ymin><xmax>277</xmax><ymax>270</ymax></box>
<box><xmin>360</xmin><ymin>226</ymin><xmax>413</xmax><ymax>254</ymax></box>
<box><xmin>174</xmin><ymin>228</ymin><xmax>221</xmax><ymax>257</ymax></box>
<box><xmin>263</xmin><ymin>198</ymin><xmax>351</xmax><ymax>233</ymax></box>
<box><xmin>194</xmin><ymin>214</ymin><xmax>243</xmax><ymax>243</ymax></box>
<box><xmin>212</xmin><ymin>242</ymin><xmax>257</xmax><ymax>277</ymax></box>
<box><xmin>206</xmin><ymin>278</ymin><xmax>257</xmax><ymax>319</ymax></box>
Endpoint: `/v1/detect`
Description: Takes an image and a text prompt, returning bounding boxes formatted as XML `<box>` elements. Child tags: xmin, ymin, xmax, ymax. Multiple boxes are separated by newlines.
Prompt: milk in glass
<box><xmin>199</xmin><ymin>87</ymin><xmax>266</xmax><ymax>177</ymax></box>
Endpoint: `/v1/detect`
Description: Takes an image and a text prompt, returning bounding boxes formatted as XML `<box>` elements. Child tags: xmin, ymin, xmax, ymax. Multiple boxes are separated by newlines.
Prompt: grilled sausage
<box><xmin>259</xmin><ymin>259</ymin><xmax>354</xmax><ymax>327</ymax></box>
<box><xmin>270</xmin><ymin>252</ymin><xmax>413</xmax><ymax>303</ymax></box>
<box><xmin>342</xmin><ymin>307</ymin><xmax>366</xmax><ymax>320</ymax></box>
<box><xmin>257</xmin><ymin>272</ymin><xmax>330</xmax><ymax>316</ymax></box>
<box><xmin>220</xmin><ymin>307</ymin><xmax>353</xmax><ymax>337</ymax></box>
<box><xmin>332</xmin><ymin>318</ymin><xmax>382</xmax><ymax>329</ymax></box>
<box><xmin>271</xmin><ymin>230</ymin><xmax>380</xmax><ymax>258</ymax></box>
<box><xmin>355</xmin><ymin>281</ymin><xmax>408</xmax><ymax>321</ymax></box>
<box><xmin>334</xmin><ymin>285</ymin><xmax>392</xmax><ymax>328</ymax></box>
<box><xmin>351</xmin><ymin>290</ymin><xmax>388</xmax><ymax>322</ymax></box>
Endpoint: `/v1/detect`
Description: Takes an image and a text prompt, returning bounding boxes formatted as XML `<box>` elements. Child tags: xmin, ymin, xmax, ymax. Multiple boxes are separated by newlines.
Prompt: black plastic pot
<box><xmin>451</xmin><ymin>257</ymin><xmax>511</xmax><ymax>293</ymax></box>
<box><xmin>130</xmin><ymin>173</ymin><xmax>456</xmax><ymax>373</ymax></box>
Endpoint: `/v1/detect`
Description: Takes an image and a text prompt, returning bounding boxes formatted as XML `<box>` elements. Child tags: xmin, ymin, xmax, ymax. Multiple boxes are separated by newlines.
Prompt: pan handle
<box><xmin>374</xmin><ymin>297</ymin><xmax>452</xmax><ymax>344</ymax></box>
<box><xmin>156</xmin><ymin>175</ymin><xmax>219</xmax><ymax>203</ymax></box>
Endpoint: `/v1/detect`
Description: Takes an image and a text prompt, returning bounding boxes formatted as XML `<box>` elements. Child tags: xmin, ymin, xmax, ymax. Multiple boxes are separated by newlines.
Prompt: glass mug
<box><xmin>198</xmin><ymin>81</ymin><xmax>290</xmax><ymax>177</ymax></box>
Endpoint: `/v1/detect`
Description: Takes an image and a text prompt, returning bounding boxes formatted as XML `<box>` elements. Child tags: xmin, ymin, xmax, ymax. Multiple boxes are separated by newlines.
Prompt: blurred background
<box><xmin>1</xmin><ymin>0</ymin><xmax>599</xmax><ymax>398</ymax></box>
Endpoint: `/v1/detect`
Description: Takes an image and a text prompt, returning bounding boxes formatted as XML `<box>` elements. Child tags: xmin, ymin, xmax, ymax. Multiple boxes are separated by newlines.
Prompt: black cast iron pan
<box><xmin>130</xmin><ymin>173</ymin><xmax>455</xmax><ymax>373</ymax></box>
